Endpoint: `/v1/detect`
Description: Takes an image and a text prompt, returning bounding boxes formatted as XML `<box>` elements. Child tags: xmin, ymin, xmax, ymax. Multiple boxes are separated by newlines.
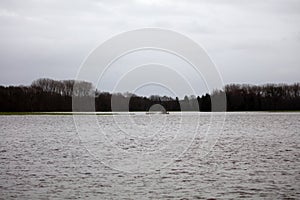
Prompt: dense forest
<box><xmin>0</xmin><ymin>78</ymin><xmax>299</xmax><ymax>112</ymax></box>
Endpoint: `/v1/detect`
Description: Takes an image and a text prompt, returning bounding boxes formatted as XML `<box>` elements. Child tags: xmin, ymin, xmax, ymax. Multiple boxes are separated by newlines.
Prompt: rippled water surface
<box><xmin>0</xmin><ymin>112</ymin><xmax>299</xmax><ymax>199</ymax></box>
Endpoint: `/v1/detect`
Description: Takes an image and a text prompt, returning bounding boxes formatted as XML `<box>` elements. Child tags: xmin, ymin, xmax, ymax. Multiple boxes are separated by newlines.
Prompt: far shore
<box><xmin>0</xmin><ymin>111</ymin><xmax>300</xmax><ymax>115</ymax></box>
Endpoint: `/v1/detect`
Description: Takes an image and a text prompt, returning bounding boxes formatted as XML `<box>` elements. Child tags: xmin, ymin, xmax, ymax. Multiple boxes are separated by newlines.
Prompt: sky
<box><xmin>0</xmin><ymin>0</ymin><xmax>300</xmax><ymax>96</ymax></box>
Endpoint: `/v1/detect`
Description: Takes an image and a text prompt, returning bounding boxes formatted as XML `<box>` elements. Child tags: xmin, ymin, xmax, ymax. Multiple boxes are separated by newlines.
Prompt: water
<box><xmin>0</xmin><ymin>113</ymin><xmax>299</xmax><ymax>199</ymax></box>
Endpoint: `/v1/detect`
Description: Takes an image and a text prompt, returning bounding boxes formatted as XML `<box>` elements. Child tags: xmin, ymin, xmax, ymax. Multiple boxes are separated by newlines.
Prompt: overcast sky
<box><xmin>1</xmin><ymin>0</ymin><xmax>300</xmax><ymax>93</ymax></box>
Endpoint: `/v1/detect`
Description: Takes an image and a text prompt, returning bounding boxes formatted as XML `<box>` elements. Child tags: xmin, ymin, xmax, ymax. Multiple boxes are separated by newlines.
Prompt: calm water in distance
<box><xmin>0</xmin><ymin>112</ymin><xmax>299</xmax><ymax>199</ymax></box>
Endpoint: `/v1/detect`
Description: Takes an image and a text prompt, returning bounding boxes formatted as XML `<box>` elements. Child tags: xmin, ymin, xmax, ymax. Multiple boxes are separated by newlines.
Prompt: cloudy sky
<box><xmin>1</xmin><ymin>0</ymin><xmax>300</xmax><ymax>93</ymax></box>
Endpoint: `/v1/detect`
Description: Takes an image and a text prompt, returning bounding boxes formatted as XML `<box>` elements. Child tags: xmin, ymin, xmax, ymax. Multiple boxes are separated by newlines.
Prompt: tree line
<box><xmin>0</xmin><ymin>78</ymin><xmax>299</xmax><ymax>112</ymax></box>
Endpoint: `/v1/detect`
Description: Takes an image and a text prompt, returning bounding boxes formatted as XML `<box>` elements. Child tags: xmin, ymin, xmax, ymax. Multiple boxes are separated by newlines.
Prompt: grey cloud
<box><xmin>0</xmin><ymin>0</ymin><xmax>299</xmax><ymax>93</ymax></box>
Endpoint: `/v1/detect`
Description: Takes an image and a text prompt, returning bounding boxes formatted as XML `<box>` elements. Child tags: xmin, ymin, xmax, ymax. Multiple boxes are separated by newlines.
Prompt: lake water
<box><xmin>0</xmin><ymin>112</ymin><xmax>299</xmax><ymax>199</ymax></box>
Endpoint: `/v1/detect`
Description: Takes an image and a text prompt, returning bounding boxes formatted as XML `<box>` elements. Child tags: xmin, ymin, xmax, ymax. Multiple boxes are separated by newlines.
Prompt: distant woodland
<box><xmin>0</xmin><ymin>78</ymin><xmax>299</xmax><ymax>112</ymax></box>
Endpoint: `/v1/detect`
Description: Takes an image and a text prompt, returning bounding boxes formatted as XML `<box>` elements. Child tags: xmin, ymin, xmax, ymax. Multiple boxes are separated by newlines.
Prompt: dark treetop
<box><xmin>0</xmin><ymin>78</ymin><xmax>299</xmax><ymax>112</ymax></box>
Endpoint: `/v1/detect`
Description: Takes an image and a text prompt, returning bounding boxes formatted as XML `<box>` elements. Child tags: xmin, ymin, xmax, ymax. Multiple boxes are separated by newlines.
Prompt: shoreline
<box><xmin>0</xmin><ymin>111</ymin><xmax>300</xmax><ymax>115</ymax></box>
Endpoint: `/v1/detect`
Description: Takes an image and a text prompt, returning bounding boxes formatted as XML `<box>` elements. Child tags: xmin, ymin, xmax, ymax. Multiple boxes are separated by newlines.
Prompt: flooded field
<box><xmin>0</xmin><ymin>112</ymin><xmax>299</xmax><ymax>199</ymax></box>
